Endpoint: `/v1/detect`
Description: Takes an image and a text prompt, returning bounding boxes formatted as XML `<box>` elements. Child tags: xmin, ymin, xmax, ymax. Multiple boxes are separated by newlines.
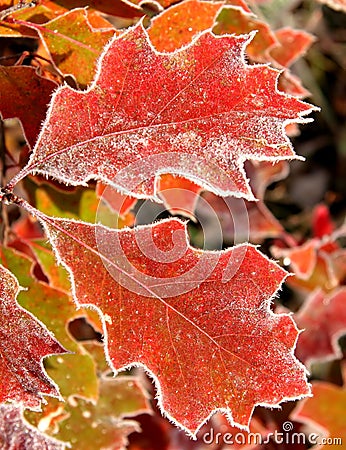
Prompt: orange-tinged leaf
<box><xmin>213</xmin><ymin>6</ymin><xmax>276</xmax><ymax>62</ymax></box>
<box><xmin>17</xmin><ymin>8</ymin><xmax>116</xmax><ymax>87</ymax></box>
<box><xmin>247</xmin><ymin>160</ymin><xmax>289</xmax><ymax>199</ymax></box>
<box><xmin>271</xmin><ymin>224</ymin><xmax>346</xmax><ymax>292</ymax></box>
<box><xmin>292</xmin><ymin>378</ymin><xmax>346</xmax><ymax>449</ymax></box>
<box><xmin>270</xmin><ymin>27</ymin><xmax>315</xmax><ymax>68</ymax></box>
<box><xmin>9</xmin><ymin>0</ymin><xmax>68</xmax><ymax>24</ymax></box>
<box><xmin>0</xmin><ymin>66</ymin><xmax>57</xmax><ymax>148</ymax></box>
<box><xmin>13</xmin><ymin>24</ymin><xmax>314</xmax><ymax>200</ymax></box>
<box><xmin>0</xmin><ymin>404</ymin><xmax>65</xmax><ymax>449</ymax></box>
<box><xmin>273</xmin><ymin>240</ymin><xmax>318</xmax><ymax>280</ymax></box>
<box><xmin>0</xmin><ymin>263</ymin><xmax>65</xmax><ymax>409</ymax></box>
<box><xmin>33</xmin><ymin>211</ymin><xmax>310</xmax><ymax>435</ymax></box>
<box><xmin>0</xmin><ymin>20</ymin><xmax>37</xmax><ymax>37</ymax></box>
<box><xmin>148</xmin><ymin>0</ymin><xmax>224</xmax><ymax>52</ymax></box>
<box><xmin>158</xmin><ymin>174</ymin><xmax>201</xmax><ymax>219</ymax></box>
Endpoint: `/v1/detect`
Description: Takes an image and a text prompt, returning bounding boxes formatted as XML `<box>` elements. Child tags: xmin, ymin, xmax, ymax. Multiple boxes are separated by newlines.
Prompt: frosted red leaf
<box><xmin>291</xmin><ymin>374</ymin><xmax>346</xmax><ymax>449</ymax></box>
<box><xmin>12</xmin><ymin>23</ymin><xmax>314</xmax><ymax>200</ymax></box>
<box><xmin>295</xmin><ymin>288</ymin><xmax>346</xmax><ymax>368</ymax></box>
<box><xmin>0</xmin><ymin>264</ymin><xmax>65</xmax><ymax>409</ymax></box>
<box><xmin>36</xmin><ymin>212</ymin><xmax>310</xmax><ymax>435</ymax></box>
<box><xmin>0</xmin><ymin>66</ymin><xmax>57</xmax><ymax>148</ymax></box>
<box><xmin>0</xmin><ymin>404</ymin><xmax>65</xmax><ymax>449</ymax></box>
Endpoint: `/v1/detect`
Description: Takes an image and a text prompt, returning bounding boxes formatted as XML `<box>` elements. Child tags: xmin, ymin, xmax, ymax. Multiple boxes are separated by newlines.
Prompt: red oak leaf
<box><xmin>0</xmin><ymin>404</ymin><xmax>65</xmax><ymax>449</ymax></box>
<box><xmin>0</xmin><ymin>264</ymin><xmax>65</xmax><ymax>409</ymax></box>
<box><xmin>0</xmin><ymin>66</ymin><xmax>57</xmax><ymax>148</ymax></box>
<box><xmin>291</xmin><ymin>375</ymin><xmax>346</xmax><ymax>449</ymax></box>
<box><xmin>11</xmin><ymin>23</ymin><xmax>314</xmax><ymax>200</ymax></box>
<box><xmin>31</xmin><ymin>209</ymin><xmax>310</xmax><ymax>435</ymax></box>
<box><xmin>295</xmin><ymin>288</ymin><xmax>346</xmax><ymax>368</ymax></box>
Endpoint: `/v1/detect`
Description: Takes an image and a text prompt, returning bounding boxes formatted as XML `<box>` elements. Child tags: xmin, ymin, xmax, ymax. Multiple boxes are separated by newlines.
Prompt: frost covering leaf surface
<box><xmin>0</xmin><ymin>403</ymin><xmax>65</xmax><ymax>450</ymax></box>
<box><xmin>40</xmin><ymin>215</ymin><xmax>310</xmax><ymax>434</ymax></box>
<box><xmin>0</xmin><ymin>264</ymin><xmax>65</xmax><ymax>409</ymax></box>
<box><xmin>18</xmin><ymin>23</ymin><xmax>313</xmax><ymax>200</ymax></box>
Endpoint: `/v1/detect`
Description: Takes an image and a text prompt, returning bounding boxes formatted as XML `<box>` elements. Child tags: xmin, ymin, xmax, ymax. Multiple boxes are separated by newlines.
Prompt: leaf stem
<box><xmin>4</xmin><ymin>166</ymin><xmax>32</xmax><ymax>192</ymax></box>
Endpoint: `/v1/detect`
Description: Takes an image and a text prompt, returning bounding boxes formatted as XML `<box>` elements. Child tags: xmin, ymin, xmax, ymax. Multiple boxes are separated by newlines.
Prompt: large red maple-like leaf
<box><xmin>10</xmin><ymin>23</ymin><xmax>314</xmax><ymax>200</ymax></box>
<box><xmin>27</xmin><ymin>206</ymin><xmax>310</xmax><ymax>435</ymax></box>
<box><xmin>0</xmin><ymin>264</ymin><xmax>65</xmax><ymax>409</ymax></box>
